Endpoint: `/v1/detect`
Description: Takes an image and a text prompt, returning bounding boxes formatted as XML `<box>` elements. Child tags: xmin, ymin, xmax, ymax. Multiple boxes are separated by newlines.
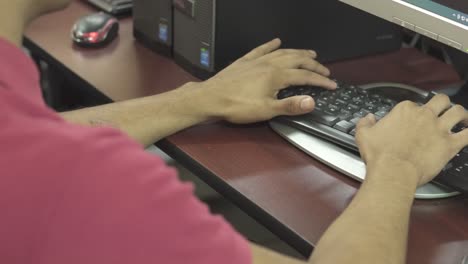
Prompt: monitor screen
<box><xmin>340</xmin><ymin>0</ymin><xmax>468</xmax><ymax>53</ymax></box>
<box><xmin>404</xmin><ymin>0</ymin><xmax>468</xmax><ymax>26</ymax></box>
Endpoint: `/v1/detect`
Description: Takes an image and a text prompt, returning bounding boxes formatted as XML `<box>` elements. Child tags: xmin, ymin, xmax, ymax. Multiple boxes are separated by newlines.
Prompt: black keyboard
<box><xmin>85</xmin><ymin>0</ymin><xmax>133</xmax><ymax>15</ymax></box>
<box><xmin>275</xmin><ymin>81</ymin><xmax>468</xmax><ymax>193</ymax></box>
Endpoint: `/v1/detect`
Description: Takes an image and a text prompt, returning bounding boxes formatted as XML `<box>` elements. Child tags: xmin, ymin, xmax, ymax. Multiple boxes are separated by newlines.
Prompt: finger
<box><xmin>297</xmin><ymin>59</ymin><xmax>330</xmax><ymax>76</ymax></box>
<box><xmin>273</xmin><ymin>96</ymin><xmax>315</xmax><ymax>116</ymax></box>
<box><xmin>260</xmin><ymin>49</ymin><xmax>317</xmax><ymax>61</ymax></box>
<box><xmin>269</xmin><ymin>55</ymin><xmax>330</xmax><ymax>76</ymax></box>
<box><xmin>424</xmin><ymin>93</ymin><xmax>451</xmax><ymax>116</ymax></box>
<box><xmin>279</xmin><ymin>69</ymin><xmax>337</xmax><ymax>90</ymax></box>
<box><xmin>241</xmin><ymin>39</ymin><xmax>282</xmax><ymax>61</ymax></box>
<box><xmin>356</xmin><ymin>114</ymin><xmax>377</xmax><ymax>132</ymax></box>
<box><xmin>452</xmin><ymin>128</ymin><xmax>468</xmax><ymax>150</ymax></box>
<box><xmin>439</xmin><ymin>105</ymin><xmax>468</xmax><ymax>132</ymax></box>
<box><xmin>354</xmin><ymin>114</ymin><xmax>376</xmax><ymax>162</ymax></box>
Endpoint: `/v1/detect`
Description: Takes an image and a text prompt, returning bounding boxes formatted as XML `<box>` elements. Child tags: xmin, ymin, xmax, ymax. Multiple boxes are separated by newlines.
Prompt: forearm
<box><xmin>60</xmin><ymin>82</ymin><xmax>217</xmax><ymax>147</ymax></box>
<box><xmin>309</xmin><ymin>157</ymin><xmax>418</xmax><ymax>264</ymax></box>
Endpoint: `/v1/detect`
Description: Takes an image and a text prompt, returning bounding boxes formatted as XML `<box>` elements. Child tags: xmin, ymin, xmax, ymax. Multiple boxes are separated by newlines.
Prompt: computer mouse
<box><xmin>71</xmin><ymin>12</ymin><xmax>119</xmax><ymax>47</ymax></box>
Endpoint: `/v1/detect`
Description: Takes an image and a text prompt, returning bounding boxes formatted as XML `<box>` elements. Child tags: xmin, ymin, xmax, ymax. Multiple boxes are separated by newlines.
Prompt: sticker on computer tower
<box><xmin>200</xmin><ymin>48</ymin><xmax>210</xmax><ymax>67</ymax></box>
<box><xmin>158</xmin><ymin>23</ymin><xmax>169</xmax><ymax>43</ymax></box>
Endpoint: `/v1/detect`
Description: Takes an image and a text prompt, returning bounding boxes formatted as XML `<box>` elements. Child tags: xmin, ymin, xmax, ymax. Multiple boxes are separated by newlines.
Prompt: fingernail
<box><xmin>300</xmin><ymin>97</ymin><xmax>315</xmax><ymax>111</ymax></box>
<box><xmin>309</xmin><ymin>50</ymin><xmax>317</xmax><ymax>56</ymax></box>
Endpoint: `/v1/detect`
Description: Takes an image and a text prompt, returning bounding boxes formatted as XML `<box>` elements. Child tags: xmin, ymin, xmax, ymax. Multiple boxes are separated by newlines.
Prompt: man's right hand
<box><xmin>355</xmin><ymin>94</ymin><xmax>468</xmax><ymax>186</ymax></box>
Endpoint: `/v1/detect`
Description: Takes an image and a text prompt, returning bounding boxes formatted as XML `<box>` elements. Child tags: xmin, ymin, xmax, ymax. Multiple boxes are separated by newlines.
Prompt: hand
<box><xmin>196</xmin><ymin>38</ymin><xmax>337</xmax><ymax>124</ymax></box>
<box><xmin>355</xmin><ymin>94</ymin><xmax>468</xmax><ymax>186</ymax></box>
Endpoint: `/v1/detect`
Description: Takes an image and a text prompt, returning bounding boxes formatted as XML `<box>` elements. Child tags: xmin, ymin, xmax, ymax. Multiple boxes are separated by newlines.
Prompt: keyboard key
<box><xmin>375</xmin><ymin>109</ymin><xmax>388</xmax><ymax>118</ymax></box>
<box><xmin>305</xmin><ymin>111</ymin><xmax>340</xmax><ymax>126</ymax></box>
<box><xmin>363</xmin><ymin>104</ymin><xmax>378</xmax><ymax>112</ymax></box>
<box><xmin>315</xmin><ymin>101</ymin><xmax>326</xmax><ymax>111</ymax></box>
<box><xmin>278</xmin><ymin>86</ymin><xmax>325</xmax><ymax>99</ymax></box>
<box><xmin>345</xmin><ymin>104</ymin><xmax>360</xmax><ymax>112</ymax></box>
<box><xmin>349</xmin><ymin>129</ymin><xmax>357</xmax><ymax>136</ymax></box>
<box><xmin>334</xmin><ymin>101</ymin><xmax>347</xmax><ymax>108</ymax></box>
<box><xmin>338</xmin><ymin>110</ymin><xmax>353</xmax><ymax>121</ymax></box>
<box><xmin>368</xmin><ymin>98</ymin><xmax>381</xmax><ymax>105</ymax></box>
<box><xmin>319</xmin><ymin>91</ymin><xmax>338</xmax><ymax>100</ymax></box>
<box><xmin>357</xmin><ymin>88</ymin><xmax>368</xmax><ymax>95</ymax></box>
<box><xmin>448</xmin><ymin>164</ymin><xmax>468</xmax><ymax>178</ymax></box>
<box><xmin>320</xmin><ymin>96</ymin><xmax>337</xmax><ymax>103</ymax></box>
<box><xmin>378</xmin><ymin>105</ymin><xmax>392</xmax><ymax>111</ymax></box>
<box><xmin>341</xmin><ymin>90</ymin><xmax>356</xmax><ymax>97</ymax></box>
<box><xmin>340</xmin><ymin>109</ymin><xmax>353</xmax><ymax>115</ymax></box>
<box><xmin>355</xmin><ymin>94</ymin><xmax>367</xmax><ymax>100</ymax></box>
<box><xmin>321</xmin><ymin>91</ymin><xmax>333</xmax><ymax>97</ymax></box>
<box><xmin>333</xmin><ymin>120</ymin><xmax>355</xmax><ymax>133</ymax></box>
<box><xmin>350</xmin><ymin>117</ymin><xmax>361</xmax><ymax>125</ymax></box>
<box><xmin>375</xmin><ymin>115</ymin><xmax>384</xmax><ymax>121</ymax></box>
<box><xmin>336</xmin><ymin>98</ymin><xmax>349</xmax><ymax>105</ymax></box>
<box><xmin>340</xmin><ymin>94</ymin><xmax>351</xmax><ymax>101</ymax></box>
<box><xmin>325</xmin><ymin>107</ymin><xmax>340</xmax><ymax>116</ymax></box>
<box><xmin>354</xmin><ymin>109</ymin><xmax>370</xmax><ymax>118</ymax></box>
<box><xmin>328</xmin><ymin>104</ymin><xmax>341</xmax><ymax>110</ymax></box>
<box><xmin>316</xmin><ymin>98</ymin><xmax>328</xmax><ymax>104</ymax></box>
<box><xmin>307</xmin><ymin>90</ymin><xmax>321</xmax><ymax>97</ymax></box>
<box><xmin>383</xmin><ymin>98</ymin><xmax>397</xmax><ymax>106</ymax></box>
<box><xmin>351</xmin><ymin>98</ymin><xmax>365</xmax><ymax>107</ymax></box>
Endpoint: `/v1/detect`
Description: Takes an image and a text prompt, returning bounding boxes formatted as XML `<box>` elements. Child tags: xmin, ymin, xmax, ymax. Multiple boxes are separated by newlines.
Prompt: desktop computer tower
<box><xmin>133</xmin><ymin>0</ymin><xmax>173</xmax><ymax>56</ymax></box>
<box><xmin>173</xmin><ymin>0</ymin><xmax>402</xmax><ymax>80</ymax></box>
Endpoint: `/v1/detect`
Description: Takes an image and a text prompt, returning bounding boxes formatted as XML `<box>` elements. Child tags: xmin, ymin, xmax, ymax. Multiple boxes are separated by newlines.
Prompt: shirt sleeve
<box><xmin>15</xmin><ymin>123</ymin><xmax>252</xmax><ymax>264</ymax></box>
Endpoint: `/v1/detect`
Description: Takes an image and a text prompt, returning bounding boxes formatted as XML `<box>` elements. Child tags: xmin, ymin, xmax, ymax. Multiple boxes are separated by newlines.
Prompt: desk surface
<box><xmin>25</xmin><ymin>1</ymin><xmax>468</xmax><ymax>263</ymax></box>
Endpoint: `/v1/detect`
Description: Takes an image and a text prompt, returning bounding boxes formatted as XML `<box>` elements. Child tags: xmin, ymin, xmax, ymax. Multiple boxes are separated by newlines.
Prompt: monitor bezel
<box><xmin>340</xmin><ymin>0</ymin><xmax>468</xmax><ymax>53</ymax></box>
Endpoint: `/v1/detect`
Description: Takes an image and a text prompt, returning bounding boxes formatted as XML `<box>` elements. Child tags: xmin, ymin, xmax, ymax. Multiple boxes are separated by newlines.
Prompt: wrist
<box><xmin>364</xmin><ymin>155</ymin><xmax>420</xmax><ymax>195</ymax></box>
<box><xmin>174</xmin><ymin>81</ymin><xmax>223</xmax><ymax>123</ymax></box>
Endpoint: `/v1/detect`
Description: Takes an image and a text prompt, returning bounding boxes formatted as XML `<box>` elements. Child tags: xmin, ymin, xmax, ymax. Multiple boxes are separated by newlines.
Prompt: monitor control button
<box><xmin>392</xmin><ymin>17</ymin><xmax>415</xmax><ymax>30</ymax></box>
<box><xmin>415</xmin><ymin>26</ymin><xmax>438</xmax><ymax>40</ymax></box>
<box><xmin>438</xmin><ymin>35</ymin><xmax>463</xmax><ymax>50</ymax></box>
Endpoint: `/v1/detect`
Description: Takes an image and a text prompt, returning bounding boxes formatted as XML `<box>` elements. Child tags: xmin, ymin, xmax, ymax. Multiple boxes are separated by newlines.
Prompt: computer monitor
<box><xmin>340</xmin><ymin>0</ymin><xmax>468</xmax><ymax>53</ymax></box>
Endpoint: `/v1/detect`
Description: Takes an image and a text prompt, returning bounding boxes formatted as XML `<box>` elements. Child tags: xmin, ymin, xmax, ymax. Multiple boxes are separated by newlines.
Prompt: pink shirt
<box><xmin>0</xmin><ymin>38</ymin><xmax>251</xmax><ymax>264</ymax></box>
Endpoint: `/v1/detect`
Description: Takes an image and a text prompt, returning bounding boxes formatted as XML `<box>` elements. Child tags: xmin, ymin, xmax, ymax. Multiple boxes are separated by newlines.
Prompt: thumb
<box><xmin>356</xmin><ymin>114</ymin><xmax>377</xmax><ymax>132</ymax></box>
<box><xmin>275</xmin><ymin>96</ymin><xmax>315</xmax><ymax>116</ymax></box>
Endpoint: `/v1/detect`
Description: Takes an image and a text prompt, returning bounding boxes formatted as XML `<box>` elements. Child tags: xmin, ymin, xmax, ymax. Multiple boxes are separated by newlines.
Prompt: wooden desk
<box><xmin>25</xmin><ymin>1</ymin><xmax>468</xmax><ymax>263</ymax></box>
